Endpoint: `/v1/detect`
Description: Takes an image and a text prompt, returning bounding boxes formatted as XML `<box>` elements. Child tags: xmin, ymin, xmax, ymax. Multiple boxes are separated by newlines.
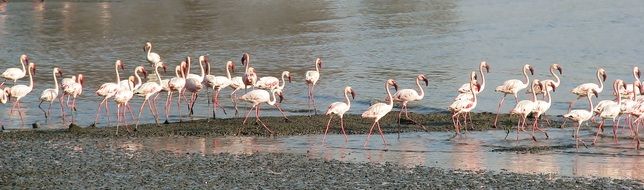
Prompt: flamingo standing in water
<box><xmin>507</xmin><ymin>79</ymin><xmax>540</xmax><ymax>141</ymax></box>
<box><xmin>1</xmin><ymin>54</ymin><xmax>29</xmax><ymax>85</ymax></box>
<box><xmin>389</xmin><ymin>74</ymin><xmax>428</xmax><ymax>128</ymax></box>
<box><xmin>203</xmin><ymin>60</ymin><xmax>234</xmax><ymax>118</ymax></box>
<box><xmin>133</xmin><ymin>62</ymin><xmax>166</xmax><ymax>128</ymax></box>
<box><xmin>563</xmin><ymin>89</ymin><xmax>598</xmax><ymax>149</ymax></box>
<box><xmin>456</xmin><ymin>61</ymin><xmax>490</xmax><ymax>99</ymax></box>
<box><xmin>449</xmin><ymin>71</ymin><xmax>479</xmax><ymax>135</ymax></box>
<box><xmin>362</xmin><ymin>79</ymin><xmax>398</xmax><ymax>147</ymax></box>
<box><xmin>531</xmin><ymin>80</ymin><xmax>557</xmax><ymax>141</ymax></box>
<box><xmin>62</xmin><ymin>74</ymin><xmax>83</xmax><ymax>122</ymax></box>
<box><xmin>493</xmin><ymin>64</ymin><xmax>534</xmax><ymax>128</ymax></box>
<box><xmin>184</xmin><ymin>56</ymin><xmax>205</xmax><ymax>116</ymax></box>
<box><xmin>239</xmin><ymin>88</ymin><xmax>285</xmax><ymax>134</ymax></box>
<box><xmin>38</xmin><ymin>67</ymin><xmax>63</xmax><ymax>120</ymax></box>
<box><xmin>8</xmin><ymin>62</ymin><xmax>36</xmax><ymax>126</ymax></box>
<box><xmin>166</xmin><ymin>61</ymin><xmax>188</xmax><ymax>123</ymax></box>
<box><xmin>305</xmin><ymin>58</ymin><xmax>322</xmax><ymax>115</ymax></box>
<box><xmin>530</xmin><ymin>64</ymin><xmax>563</xmax><ymax>97</ymax></box>
<box><xmin>255</xmin><ymin>71</ymin><xmax>292</xmax><ymax>121</ymax></box>
<box><xmin>568</xmin><ymin>68</ymin><xmax>606</xmax><ymax>112</ymax></box>
<box><xmin>241</xmin><ymin>53</ymin><xmax>257</xmax><ymax>89</ymax></box>
<box><xmin>121</xmin><ymin>66</ymin><xmax>146</xmax><ymax>91</ymax></box>
<box><xmin>114</xmin><ymin>76</ymin><xmax>135</xmax><ymax>135</ymax></box>
<box><xmin>593</xmin><ymin>80</ymin><xmax>627</xmax><ymax>145</ymax></box>
<box><xmin>94</xmin><ymin>60</ymin><xmax>125</xmax><ymax>126</ymax></box>
<box><xmin>144</xmin><ymin>42</ymin><xmax>162</xmax><ymax>66</ymax></box>
<box><xmin>323</xmin><ymin>86</ymin><xmax>356</xmax><ymax>142</ymax></box>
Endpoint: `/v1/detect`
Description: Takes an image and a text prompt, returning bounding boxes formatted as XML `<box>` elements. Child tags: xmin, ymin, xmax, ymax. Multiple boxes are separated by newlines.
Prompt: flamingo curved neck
<box><xmin>595</xmin><ymin>71</ymin><xmax>604</xmax><ymax>93</ymax></box>
<box><xmin>279</xmin><ymin>73</ymin><xmax>287</xmax><ymax>89</ymax></box>
<box><xmin>225</xmin><ymin>64</ymin><xmax>232</xmax><ymax>80</ymax></box>
<box><xmin>315</xmin><ymin>62</ymin><xmax>320</xmax><ymax>72</ymax></box>
<box><xmin>134</xmin><ymin>69</ymin><xmax>142</xmax><ymax>87</ymax></box>
<box><xmin>268</xmin><ymin>90</ymin><xmax>277</xmax><ymax>105</ymax></box>
<box><xmin>470</xmin><ymin>81</ymin><xmax>477</xmax><ymax>103</ymax></box>
<box><xmin>344</xmin><ymin>89</ymin><xmax>351</xmax><ymax>108</ymax></box>
<box><xmin>146</xmin><ymin>45</ymin><xmax>152</xmax><ymax>59</ymax></box>
<box><xmin>550</xmin><ymin>67</ymin><xmax>560</xmax><ymax>87</ymax></box>
<box><xmin>27</xmin><ymin>66</ymin><xmax>33</xmax><ymax>89</ymax></box>
<box><xmin>115</xmin><ymin>63</ymin><xmax>121</xmax><ymax>85</ymax></box>
<box><xmin>479</xmin><ymin>65</ymin><xmax>486</xmax><ymax>92</ymax></box>
<box><xmin>198</xmin><ymin>60</ymin><xmax>205</xmax><ymax>78</ymax></box>
<box><xmin>522</xmin><ymin>67</ymin><xmax>530</xmax><ymax>86</ymax></box>
<box><xmin>415</xmin><ymin>78</ymin><xmax>424</xmax><ymax>98</ymax></box>
<box><xmin>587</xmin><ymin>93</ymin><xmax>594</xmax><ymax>111</ymax></box>
<box><xmin>53</xmin><ymin>70</ymin><xmax>59</xmax><ymax>93</ymax></box>
<box><xmin>385</xmin><ymin>82</ymin><xmax>393</xmax><ymax>106</ymax></box>
<box><xmin>155</xmin><ymin>65</ymin><xmax>163</xmax><ymax>85</ymax></box>
<box><xmin>530</xmin><ymin>84</ymin><xmax>537</xmax><ymax>101</ymax></box>
<box><xmin>20</xmin><ymin>58</ymin><xmax>27</xmax><ymax>76</ymax></box>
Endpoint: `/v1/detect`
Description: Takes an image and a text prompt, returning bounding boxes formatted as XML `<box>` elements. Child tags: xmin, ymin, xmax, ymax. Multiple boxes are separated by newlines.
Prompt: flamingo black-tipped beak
<box><xmin>423</xmin><ymin>77</ymin><xmax>429</xmax><ymax>86</ymax></box>
<box><xmin>163</xmin><ymin>65</ymin><xmax>168</xmax><ymax>73</ymax></box>
<box><xmin>602</xmin><ymin>72</ymin><xmax>607</xmax><ymax>82</ymax></box>
<box><xmin>350</xmin><ymin>90</ymin><xmax>356</xmax><ymax>100</ymax></box>
<box><xmin>393</xmin><ymin>83</ymin><xmax>399</xmax><ymax>91</ymax></box>
<box><xmin>288</xmin><ymin>75</ymin><xmax>292</xmax><ymax>83</ymax></box>
<box><xmin>142</xmin><ymin>69</ymin><xmax>148</xmax><ymax>79</ymax></box>
<box><xmin>593</xmin><ymin>90</ymin><xmax>599</xmax><ymax>98</ymax></box>
<box><xmin>638</xmin><ymin>69</ymin><xmax>641</xmax><ymax>79</ymax></box>
<box><xmin>485</xmin><ymin>65</ymin><xmax>490</xmax><ymax>73</ymax></box>
<box><xmin>529</xmin><ymin>66</ymin><xmax>534</xmax><ymax>75</ymax></box>
<box><xmin>241</xmin><ymin>53</ymin><xmax>249</xmax><ymax>66</ymax></box>
<box><xmin>557</xmin><ymin>67</ymin><xmax>563</xmax><ymax>75</ymax></box>
<box><xmin>278</xmin><ymin>93</ymin><xmax>284</xmax><ymax>103</ymax></box>
<box><xmin>58</xmin><ymin>70</ymin><xmax>63</xmax><ymax>77</ymax></box>
<box><xmin>550</xmin><ymin>83</ymin><xmax>556</xmax><ymax>92</ymax></box>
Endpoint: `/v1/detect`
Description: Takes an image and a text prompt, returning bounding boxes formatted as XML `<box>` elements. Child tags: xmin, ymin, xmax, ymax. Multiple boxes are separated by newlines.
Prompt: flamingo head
<box><xmin>28</xmin><ymin>62</ymin><xmax>36</xmax><ymax>75</ymax></box>
<box><xmin>4</xmin><ymin>87</ymin><xmax>10</xmax><ymax>101</ymax></box>
<box><xmin>591</xmin><ymin>89</ymin><xmax>599</xmax><ymax>98</ymax></box>
<box><xmin>634</xmin><ymin>66</ymin><xmax>640</xmax><ymax>79</ymax></box>
<box><xmin>139</xmin><ymin>66</ymin><xmax>148</xmax><ymax>79</ymax></box>
<box><xmin>387</xmin><ymin>79</ymin><xmax>398</xmax><ymax>91</ymax></box>
<box><xmin>20</xmin><ymin>54</ymin><xmax>29</xmax><ymax>65</ymax></box>
<box><xmin>77</xmin><ymin>74</ymin><xmax>84</xmax><ymax>85</ymax></box>
<box><xmin>545</xmin><ymin>80</ymin><xmax>556</xmax><ymax>92</ymax></box>
<box><xmin>481</xmin><ymin>61</ymin><xmax>490</xmax><ymax>73</ymax></box>
<box><xmin>532</xmin><ymin>79</ymin><xmax>541</xmax><ymax>91</ymax></box>
<box><xmin>116</xmin><ymin>60</ymin><xmax>124</xmax><ymax>70</ymax></box>
<box><xmin>55</xmin><ymin>67</ymin><xmax>63</xmax><ymax>78</ymax></box>
<box><xmin>227</xmin><ymin>61</ymin><xmax>235</xmax><ymax>73</ymax></box>
<box><xmin>553</xmin><ymin>64</ymin><xmax>562</xmax><ymax>75</ymax></box>
<box><xmin>598</xmin><ymin>68</ymin><xmax>607</xmax><ymax>82</ymax></box>
<box><xmin>525</xmin><ymin>64</ymin><xmax>534</xmax><ymax>75</ymax></box>
<box><xmin>143</xmin><ymin>42</ymin><xmax>152</xmax><ymax>52</ymax></box>
<box><xmin>160</xmin><ymin>63</ymin><xmax>168</xmax><ymax>74</ymax></box>
<box><xmin>346</xmin><ymin>86</ymin><xmax>356</xmax><ymax>100</ymax></box>
<box><xmin>283</xmin><ymin>71</ymin><xmax>292</xmax><ymax>83</ymax></box>
<box><xmin>316</xmin><ymin>58</ymin><xmax>322</xmax><ymax>68</ymax></box>
<box><xmin>276</xmin><ymin>90</ymin><xmax>285</xmax><ymax>103</ymax></box>
<box><xmin>185</xmin><ymin>56</ymin><xmax>191</xmax><ymax>66</ymax></box>
<box><xmin>241</xmin><ymin>53</ymin><xmax>250</xmax><ymax>66</ymax></box>
<box><xmin>418</xmin><ymin>74</ymin><xmax>428</xmax><ymax>86</ymax></box>
<box><xmin>180</xmin><ymin>61</ymin><xmax>188</xmax><ymax>77</ymax></box>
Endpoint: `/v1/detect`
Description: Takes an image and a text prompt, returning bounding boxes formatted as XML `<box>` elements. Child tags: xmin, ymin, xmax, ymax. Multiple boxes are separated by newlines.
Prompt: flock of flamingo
<box><xmin>0</xmin><ymin>42</ymin><xmax>641</xmax><ymax>149</ymax></box>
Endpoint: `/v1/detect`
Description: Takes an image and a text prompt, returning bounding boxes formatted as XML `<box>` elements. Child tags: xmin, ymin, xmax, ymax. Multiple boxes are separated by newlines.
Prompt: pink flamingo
<box><xmin>239</xmin><ymin>89</ymin><xmax>285</xmax><ymax>134</ymax></box>
<box><xmin>94</xmin><ymin>60</ymin><xmax>125</xmax><ymax>126</ymax></box>
<box><xmin>305</xmin><ymin>58</ymin><xmax>322</xmax><ymax>115</ymax></box>
<box><xmin>8</xmin><ymin>62</ymin><xmax>36</xmax><ymax>126</ymax></box>
<box><xmin>530</xmin><ymin>64</ymin><xmax>562</xmax><ymax>97</ymax></box>
<box><xmin>449</xmin><ymin>71</ymin><xmax>479</xmax><ymax>135</ymax></box>
<box><xmin>323</xmin><ymin>86</ymin><xmax>355</xmax><ymax>142</ymax></box>
<box><xmin>389</xmin><ymin>74</ymin><xmax>428</xmax><ymax>128</ymax></box>
<box><xmin>241</xmin><ymin>53</ymin><xmax>257</xmax><ymax>89</ymax></box>
<box><xmin>457</xmin><ymin>61</ymin><xmax>490</xmax><ymax>95</ymax></box>
<box><xmin>185</xmin><ymin>56</ymin><xmax>205</xmax><ymax>116</ymax></box>
<box><xmin>203</xmin><ymin>60</ymin><xmax>234</xmax><ymax>118</ymax></box>
<box><xmin>121</xmin><ymin>66</ymin><xmax>146</xmax><ymax>91</ymax></box>
<box><xmin>133</xmin><ymin>62</ymin><xmax>166</xmax><ymax>128</ymax></box>
<box><xmin>593</xmin><ymin>80</ymin><xmax>627</xmax><ymax>145</ymax></box>
<box><xmin>1</xmin><ymin>54</ymin><xmax>29</xmax><ymax>85</ymax></box>
<box><xmin>362</xmin><ymin>79</ymin><xmax>398</xmax><ymax>147</ymax></box>
<box><xmin>563</xmin><ymin>89</ymin><xmax>598</xmax><ymax>149</ymax></box>
<box><xmin>531</xmin><ymin>80</ymin><xmax>557</xmax><ymax>141</ymax></box>
<box><xmin>507</xmin><ymin>79</ymin><xmax>540</xmax><ymax>141</ymax></box>
<box><xmin>568</xmin><ymin>68</ymin><xmax>606</xmax><ymax>112</ymax></box>
<box><xmin>114</xmin><ymin>76</ymin><xmax>135</xmax><ymax>135</ymax></box>
<box><xmin>165</xmin><ymin>61</ymin><xmax>188</xmax><ymax>123</ymax></box>
<box><xmin>144</xmin><ymin>42</ymin><xmax>162</xmax><ymax>66</ymax></box>
<box><xmin>62</xmin><ymin>74</ymin><xmax>83</xmax><ymax>122</ymax></box>
<box><xmin>255</xmin><ymin>71</ymin><xmax>292</xmax><ymax>121</ymax></box>
<box><xmin>492</xmin><ymin>64</ymin><xmax>534</xmax><ymax>128</ymax></box>
<box><xmin>38</xmin><ymin>67</ymin><xmax>63</xmax><ymax>120</ymax></box>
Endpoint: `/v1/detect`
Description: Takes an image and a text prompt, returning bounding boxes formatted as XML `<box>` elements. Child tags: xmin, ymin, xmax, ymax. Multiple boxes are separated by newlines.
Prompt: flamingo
<box><xmin>256</xmin><ymin>71</ymin><xmax>292</xmax><ymax>91</ymax></box>
<box><xmin>493</xmin><ymin>64</ymin><xmax>534</xmax><ymax>128</ymax></box>
<box><xmin>238</xmin><ymin>88</ymin><xmax>285</xmax><ymax>134</ymax></box>
<box><xmin>449</xmin><ymin>71</ymin><xmax>479</xmax><ymax>135</ymax></box>
<box><xmin>362</xmin><ymin>79</ymin><xmax>398</xmax><ymax>147</ymax></box>
<box><xmin>0</xmin><ymin>87</ymin><xmax>9</xmax><ymax>104</ymax></box>
<box><xmin>121</xmin><ymin>66</ymin><xmax>146</xmax><ymax>91</ymax></box>
<box><xmin>241</xmin><ymin>53</ymin><xmax>257</xmax><ymax>89</ymax></box>
<box><xmin>62</xmin><ymin>74</ymin><xmax>83</xmax><ymax>122</ymax></box>
<box><xmin>456</xmin><ymin>61</ymin><xmax>490</xmax><ymax>95</ymax></box>
<box><xmin>133</xmin><ymin>62</ymin><xmax>166</xmax><ymax>128</ymax></box>
<box><xmin>144</xmin><ymin>42</ymin><xmax>162</xmax><ymax>66</ymax></box>
<box><xmin>114</xmin><ymin>76</ymin><xmax>135</xmax><ymax>135</ymax></box>
<box><xmin>8</xmin><ymin>62</ymin><xmax>36</xmax><ymax>126</ymax></box>
<box><xmin>94</xmin><ymin>60</ymin><xmax>125</xmax><ymax>126</ymax></box>
<box><xmin>593</xmin><ymin>80</ymin><xmax>627</xmax><ymax>145</ymax></box>
<box><xmin>530</xmin><ymin>64</ymin><xmax>563</xmax><ymax>97</ymax></box>
<box><xmin>38</xmin><ymin>67</ymin><xmax>63</xmax><ymax>120</ymax></box>
<box><xmin>1</xmin><ymin>54</ymin><xmax>29</xmax><ymax>85</ymax></box>
<box><xmin>563</xmin><ymin>89</ymin><xmax>598</xmax><ymax>149</ymax></box>
<box><xmin>305</xmin><ymin>58</ymin><xmax>322</xmax><ymax>115</ymax></box>
<box><xmin>323</xmin><ymin>86</ymin><xmax>356</xmax><ymax>142</ymax></box>
<box><xmin>507</xmin><ymin>79</ymin><xmax>540</xmax><ymax>141</ymax></box>
<box><xmin>530</xmin><ymin>80</ymin><xmax>558</xmax><ymax>141</ymax></box>
<box><xmin>184</xmin><ymin>56</ymin><xmax>205</xmax><ymax>116</ymax></box>
<box><xmin>568</xmin><ymin>68</ymin><xmax>606</xmax><ymax>112</ymax></box>
<box><xmin>203</xmin><ymin>60</ymin><xmax>234</xmax><ymax>118</ymax></box>
<box><xmin>165</xmin><ymin>61</ymin><xmax>188</xmax><ymax>123</ymax></box>
<box><xmin>388</xmin><ymin>74</ymin><xmax>428</xmax><ymax>129</ymax></box>
<box><xmin>619</xmin><ymin>66</ymin><xmax>640</xmax><ymax>98</ymax></box>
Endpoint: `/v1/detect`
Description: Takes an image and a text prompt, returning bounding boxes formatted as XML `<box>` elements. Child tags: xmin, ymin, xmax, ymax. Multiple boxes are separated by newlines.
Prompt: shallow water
<box><xmin>121</xmin><ymin>129</ymin><xmax>643</xmax><ymax>181</ymax></box>
<box><xmin>1</xmin><ymin>0</ymin><xmax>644</xmax><ymax>129</ymax></box>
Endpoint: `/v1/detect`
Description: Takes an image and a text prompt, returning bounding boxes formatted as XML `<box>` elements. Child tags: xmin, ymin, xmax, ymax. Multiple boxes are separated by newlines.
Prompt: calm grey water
<box><xmin>1</xmin><ymin>0</ymin><xmax>644</xmax><ymax>128</ymax></box>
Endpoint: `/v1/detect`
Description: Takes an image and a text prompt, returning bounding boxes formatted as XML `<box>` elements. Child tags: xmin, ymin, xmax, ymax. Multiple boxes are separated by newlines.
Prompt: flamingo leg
<box><xmin>613</xmin><ymin>117</ymin><xmax>620</xmax><ymax>144</ymax></box>
<box><xmin>231</xmin><ymin>88</ymin><xmax>239</xmax><ymax>116</ymax></box>
<box><xmin>242</xmin><ymin>105</ymin><xmax>255</xmax><ymax>125</ymax></box>
<box><xmin>149</xmin><ymin>97</ymin><xmax>160</xmax><ymax>126</ymax></box>
<box><xmin>376</xmin><ymin>121</ymin><xmax>387</xmax><ymax>146</ymax></box>
<box><xmin>135</xmin><ymin>98</ymin><xmax>148</xmax><ymax>129</ymax></box>
<box><xmin>116</xmin><ymin>105</ymin><xmax>121</xmax><ymax>135</ymax></box>
<box><xmin>211</xmin><ymin>89</ymin><xmax>217</xmax><ymax>119</ymax></box>
<box><xmin>274</xmin><ymin>103</ymin><xmax>289</xmax><ymax>121</ymax></box>
<box><xmin>340</xmin><ymin>116</ymin><xmax>348</xmax><ymax>142</ymax></box>
<box><xmin>47</xmin><ymin>101</ymin><xmax>53</xmax><ymax>122</ymax></box>
<box><xmin>363</xmin><ymin>121</ymin><xmax>378</xmax><ymax>147</ymax></box>
<box><xmin>17</xmin><ymin>100</ymin><xmax>24</xmax><ymax>127</ymax></box>
<box><xmin>311</xmin><ymin>84</ymin><xmax>318</xmax><ymax>115</ymax></box>
<box><xmin>94</xmin><ymin>98</ymin><xmax>107</xmax><ymax>125</ymax></box>
<box><xmin>215</xmin><ymin>89</ymin><xmax>227</xmax><ymax>116</ymax></box>
<box><xmin>323</xmin><ymin>115</ymin><xmax>334</xmax><ymax>142</ymax></box>
<box><xmin>493</xmin><ymin>94</ymin><xmax>507</xmax><ymax>128</ymax></box>
<box><xmin>39</xmin><ymin>100</ymin><xmax>47</xmax><ymax>120</ymax></box>
<box><xmin>593</xmin><ymin>119</ymin><xmax>605</xmax><ymax>145</ymax></box>
<box><xmin>176</xmin><ymin>91</ymin><xmax>183</xmax><ymax>122</ymax></box>
<box><xmin>59</xmin><ymin>95</ymin><xmax>66</xmax><ymax>123</ymax></box>
<box><xmin>255</xmin><ymin>105</ymin><xmax>273</xmax><ymax>134</ymax></box>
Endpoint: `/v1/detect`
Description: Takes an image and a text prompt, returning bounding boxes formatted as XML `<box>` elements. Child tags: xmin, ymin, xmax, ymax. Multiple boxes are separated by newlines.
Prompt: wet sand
<box><xmin>1</xmin><ymin>112</ymin><xmax>643</xmax><ymax>188</ymax></box>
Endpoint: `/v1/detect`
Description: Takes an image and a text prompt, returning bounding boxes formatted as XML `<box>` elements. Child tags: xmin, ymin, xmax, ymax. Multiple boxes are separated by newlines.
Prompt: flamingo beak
<box><xmin>241</xmin><ymin>54</ymin><xmax>248</xmax><ymax>66</ymax></box>
<box><xmin>163</xmin><ymin>65</ymin><xmax>168</xmax><ymax>73</ymax></box>
<box><xmin>475</xmin><ymin>83</ymin><xmax>482</xmax><ymax>91</ymax></box>
<box><xmin>319</xmin><ymin>60</ymin><xmax>322</xmax><ymax>69</ymax></box>
<box><xmin>637</xmin><ymin>69</ymin><xmax>641</xmax><ymax>79</ymax></box>
<box><xmin>143</xmin><ymin>45</ymin><xmax>147</xmax><ymax>52</ymax></box>
<box><xmin>350</xmin><ymin>90</ymin><xmax>356</xmax><ymax>99</ymax></box>
<box><xmin>485</xmin><ymin>65</ymin><xmax>490</xmax><ymax>73</ymax></box>
<box><xmin>58</xmin><ymin>70</ymin><xmax>63</xmax><ymax>77</ymax></box>
<box><xmin>143</xmin><ymin>69</ymin><xmax>148</xmax><ymax>79</ymax></box>
<box><xmin>557</xmin><ymin>67</ymin><xmax>563</xmax><ymax>75</ymax></box>
<box><xmin>24</xmin><ymin>57</ymin><xmax>29</xmax><ymax>64</ymax></box>
<box><xmin>393</xmin><ymin>82</ymin><xmax>399</xmax><ymax>91</ymax></box>
<box><xmin>593</xmin><ymin>90</ymin><xmax>599</xmax><ymax>98</ymax></box>
<box><xmin>278</xmin><ymin>93</ymin><xmax>284</xmax><ymax>103</ymax></box>
<box><xmin>288</xmin><ymin>75</ymin><xmax>292</xmax><ymax>83</ymax></box>
<box><xmin>529</xmin><ymin>66</ymin><xmax>534</xmax><ymax>75</ymax></box>
<box><xmin>550</xmin><ymin>83</ymin><xmax>556</xmax><ymax>92</ymax></box>
<box><xmin>423</xmin><ymin>77</ymin><xmax>428</xmax><ymax>86</ymax></box>
<box><xmin>602</xmin><ymin>72</ymin><xmax>607</xmax><ymax>82</ymax></box>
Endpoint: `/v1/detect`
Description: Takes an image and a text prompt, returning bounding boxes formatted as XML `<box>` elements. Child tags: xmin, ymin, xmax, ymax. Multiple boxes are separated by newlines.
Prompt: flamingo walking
<box><xmin>144</xmin><ymin>42</ymin><xmax>162</xmax><ymax>66</ymax></box>
<box><xmin>121</xmin><ymin>66</ymin><xmax>146</xmax><ymax>91</ymax></box>
<box><xmin>255</xmin><ymin>71</ymin><xmax>292</xmax><ymax>121</ymax></box>
<box><xmin>323</xmin><ymin>86</ymin><xmax>356</xmax><ymax>142</ymax></box>
<box><xmin>239</xmin><ymin>89</ymin><xmax>285</xmax><ymax>134</ymax></box>
<box><xmin>133</xmin><ymin>62</ymin><xmax>166</xmax><ymax>128</ymax></box>
<box><xmin>114</xmin><ymin>76</ymin><xmax>135</xmax><ymax>134</ymax></box>
<box><xmin>563</xmin><ymin>89</ymin><xmax>599</xmax><ymax>149</ymax></box>
<box><xmin>1</xmin><ymin>54</ymin><xmax>29</xmax><ymax>85</ymax></box>
<box><xmin>362</xmin><ymin>79</ymin><xmax>398</xmax><ymax>147</ymax></box>
<box><xmin>568</xmin><ymin>68</ymin><xmax>606</xmax><ymax>112</ymax></box>
<box><xmin>165</xmin><ymin>61</ymin><xmax>188</xmax><ymax>123</ymax></box>
<box><xmin>94</xmin><ymin>60</ymin><xmax>125</xmax><ymax>126</ymax></box>
<box><xmin>449</xmin><ymin>72</ymin><xmax>479</xmax><ymax>135</ymax></box>
<box><xmin>456</xmin><ymin>61</ymin><xmax>490</xmax><ymax>97</ymax></box>
<box><xmin>241</xmin><ymin>53</ymin><xmax>257</xmax><ymax>89</ymax></box>
<box><xmin>389</xmin><ymin>74</ymin><xmax>428</xmax><ymax>128</ymax></box>
<box><xmin>38</xmin><ymin>67</ymin><xmax>63</xmax><ymax>120</ymax></box>
<box><xmin>507</xmin><ymin>79</ymin><xmax>540</xmax><ymax>141</ymax></box>
<box><xmin>62</xmin><ymin>74</ymin><xmax>83</xmax><ymax>122</ymax></box>
<box><xmin>203</xmin><ymin>60</ymin><xmax>234</xmax><ymax>118</ymax></box>
<box><xmin>531</xmin><ymin>81</ymin><xmax>557</xmax><ymax>141</ymax></box>
<box><xmin>530</xmin><ymin>64</ymin><xmax>563</xmax><ymax>97</ymax></box>
<box><xmin>8</xmin><ymin>62</ymin><xmax>36</xmax><ymax>126</ymax></box>
<box><xmin>305</xmin><ymin>58</ymin><xmax>322</xmax><ymax>115</ymax></box>
<box><xmin>493</xmin><ymin>64</ymin><xmax>534</xmax><ymax>128</ymax></box>
<box><xmin>593</xmin><ymin>80</ymin><xmax>627</xmax><ymax>145</ymax></box>
<box><xmin>185</xmin><ymin>56</ymin><xmax>205</xmax><ymax>116</ymax></box>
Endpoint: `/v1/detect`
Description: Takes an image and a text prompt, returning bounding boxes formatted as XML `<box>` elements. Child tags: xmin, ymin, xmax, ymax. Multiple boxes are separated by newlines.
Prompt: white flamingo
<box><xmin>144</xmin><ymin>42</ymin><xmax>162</xmax><ymax>66</ymax></box>
<box><xmin>531</xmin><ymin>80</ymin><xmax>557</xmax><ymax>141</ymax></box>
<box><xmin>38</xmin><ymin>67</ymin><xmax>63</xmax><ymax>120</ymax></box>
<box><xmin>449</xmin><ymin>71</ymin><xmax>479</xmax><ymax>135</ymax></box>
<box><xmin>239</xmin><ymin>88</ymin><xmax>285</xmax><ymax>134</ymax></box>
<box><xmin>8</xmin><ymin>62</ymin><xmax>36</xmax><ymax>126</ymax></box>
<box><xmin>619</xmin><ymin>66</ymin><xmax>640</xmax><ymax>98</ymax></box>
<box><xmin>256</xmin><ymin>71</ymin><xmax>291</xmax><ymax>91</ymax></box>
<box><xmin>305</xmin><ymin>58</ymin><xmax>322</xmax><ymax>115</ymax></box>
<box><xmin>1</xmin><ymin>54</ymin><xmax>29</xmax><ymax>85</ymax></box>
<box><xmin>120</xmin><ymin>66</ymin><xmax>146</xmax><ymax>91</ymax></box>
<box><xmin>133</xmin><ymin>62</ymin><xmax>166</xmax><ymax>128</ymax></box>
<box><xmin>0</xmin><ymin>87</ymin><xmax>9</xmax><ymax>105</ymax></box>
<box><xmin>530</xmin><ymin>64</ymin><xmax>563</xmax><ymax>96</ymax></box>
<box><xmin>114</xmin><ymin>76</ymin><xmax>135</xmax><ymax>135</ymax></box>
<box><xmin>241</xmin><ymin>53</ymin><xmax>257</xmax><ymax>88</ymax></box>
<box><xmin>507</xmin><ymin>79</ymin><xmax>540</xmax><ymax>141</ymax></box>
<box><xmin>388</xmin><ymin>74</ymin><xmax>428</xmax><ymax>128</ymax></box>
<box><xmin>203</xmin><ymin>60</ymin><xmax>234</xmax><ymax>118</ymax></box>
<box><xmin>563</xmin><ymin>89</ymin><xmax>598</xmax><ymax>149</ymax></box>
<box><xmin>185</xmin><ymin>56</ymin><xmax>205</xmax><ymax>116</ymax></box>
<box><xmin>593</xmin><ymin>80</ymin><xmax>626</xmax><ymax>145</ymax></box>
<box><xmin>457</xmin><ymin>61</ymin><xmax>490</xmax><ymax>95</ymax></box>
<box><xmin>568</xmin><ymin>68</ymin><xmax>606</xmax><ymax>112</ymax></box>
<box><xmin>362</xmin><ymin>79</ymin><xmax>398</xmax><ymax>147</ymax></box>
<box><xmin>165</xmin><ymin>61</ymin><xmax>188</xmax><ymax>123</ymax></box>
<box><xmin>493</xmin><ymin>64</ymin><xmax>534</xmax><ymax>128</ymax></box>
<box><xmin>323</xmin><ymin>86</ymin><xmax>356</xmax><ymax>142</ymax></box>
<box><xmin>94</xmin><ymin>60</ymin><xmax>125</xmax><ymax>126</ymax></box>
<box><xmin>62</xmin><ymin>74</ymin><xmax>83</xmax><ymax>122</ymax></box>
